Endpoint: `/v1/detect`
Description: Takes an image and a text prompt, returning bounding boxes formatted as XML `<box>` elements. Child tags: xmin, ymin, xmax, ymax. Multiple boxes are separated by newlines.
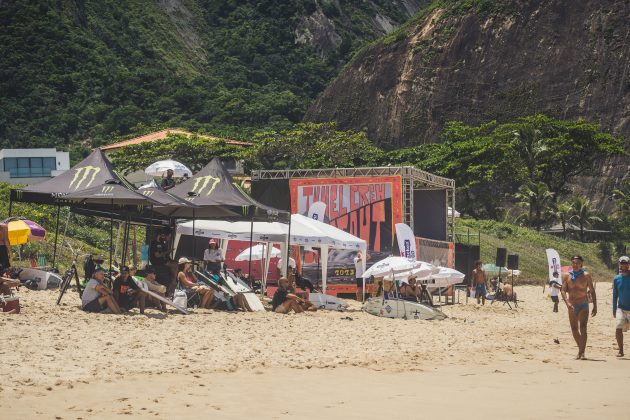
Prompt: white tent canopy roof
<box><xmin>176</xmin><ymin>214</ymin><xmax>366</xmax><ymax>251</ymax></box>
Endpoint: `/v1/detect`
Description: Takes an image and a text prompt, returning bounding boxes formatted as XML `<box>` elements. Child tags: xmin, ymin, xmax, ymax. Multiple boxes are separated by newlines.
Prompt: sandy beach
<box><xmin>1</xmin><ymin>282</ymin><xmax>628</xmax><ymax>419</ymax></box>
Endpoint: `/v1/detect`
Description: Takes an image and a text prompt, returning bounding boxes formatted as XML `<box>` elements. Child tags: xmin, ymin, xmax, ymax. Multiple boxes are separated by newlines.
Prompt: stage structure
<box><xmin>251</xmin><ymin>166</ymin><xmax>455</xmax><ymax>297</ymax></box>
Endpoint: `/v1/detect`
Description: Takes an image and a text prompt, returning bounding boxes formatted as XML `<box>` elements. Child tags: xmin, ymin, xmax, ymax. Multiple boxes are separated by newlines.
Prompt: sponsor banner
<box><xmin>415</xmin><ymin>237</ymin><xmax>454</xmax><ymax>268</ymax></box>
<box><xmin>308</xmin><ymin>201</ymin><xmax>327</xmax><ymax>222</ymax></box>
<box><xmin>290</xmin><ymin>176</ymin><xmax>403</xmax><ymax>285</ymax></box>
<box><xmin>546</xmin><ymin>248</ymin><xmax>562</xmax><ymax>286</ymax></box>
<box><xmin>395</xmin><ymin>223</ymin><xmax>417</xmax><ymax>261</ymax></box>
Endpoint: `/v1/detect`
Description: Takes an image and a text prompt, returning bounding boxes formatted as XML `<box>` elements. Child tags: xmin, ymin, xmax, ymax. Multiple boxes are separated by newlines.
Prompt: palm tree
<box><xmin>568</xmin><ymin>195</ymin><xmax>603</xmax><ymax>241</ymax></box>
<box><xmin>552</xmin><ymin>202</ymin><xmax>573</xmax><ymax>236</ymax></box>
<box><xmin>514</xmin><ymin>182</ymin><xmax>555</xmax><ymax>230</ymax></box>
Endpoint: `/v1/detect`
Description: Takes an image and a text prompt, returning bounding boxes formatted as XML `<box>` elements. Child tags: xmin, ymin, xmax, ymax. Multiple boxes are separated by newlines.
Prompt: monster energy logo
<box><xmin>101</xmin><ymin>185</ymin><xmax>114</xmax><ymax>194</ymax></box>
<box><xmin>190</xmin><ymin>175</ymin><xmax>220</xmax><ymax>197</ymax></box>
<box><xmin>15</xmin><ymin>190</ymin><xmax>23</xmax><ymax>200</ymax></box>
<box><xmin>69</xmin><ymin>165</ymin><xmax>101</xmax><ymax>190</ymax></box>
<box><xmin>242</xmin><ymin>205</ymin><xmax>249</xmax><ymax>215</ymax></box>
<box><xmin>142</xmin><ymin>190</ymin><xmax>154</xmax><ymax>197</ymax></box>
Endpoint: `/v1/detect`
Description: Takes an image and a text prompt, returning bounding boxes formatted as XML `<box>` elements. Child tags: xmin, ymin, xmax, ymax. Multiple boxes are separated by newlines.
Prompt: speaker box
<box><xmin>507</xmin><ymin>254</ymin><xmax>519</xmax><ymax>270</ymax></box>
<box><xmin>496</xmin><ymin>248</ymin><xmax>507</xmax><ymax>267</ymax></box>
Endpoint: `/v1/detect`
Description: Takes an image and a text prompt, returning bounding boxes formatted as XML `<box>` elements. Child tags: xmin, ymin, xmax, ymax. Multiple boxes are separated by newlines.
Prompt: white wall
<box><xmin>0</xmin><ymin>148</ymin><xmax>70</xmax><ymax>185</ymax></box>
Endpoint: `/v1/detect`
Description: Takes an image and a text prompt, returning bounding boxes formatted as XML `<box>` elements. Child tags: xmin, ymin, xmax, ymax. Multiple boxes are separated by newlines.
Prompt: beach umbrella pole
<box><xmin>52</xmin><ymin>205</ymin><xmax>61</xmax><ymax>268</ymax></box>
<box><xmin>109</xmin><ymin>199</ymin><xmax>113</xmax><ymax>275</ymax></box>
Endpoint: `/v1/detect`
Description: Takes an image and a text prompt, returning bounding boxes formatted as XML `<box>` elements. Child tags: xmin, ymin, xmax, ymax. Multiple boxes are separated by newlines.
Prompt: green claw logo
<box><xmin>69</xmin><ymin>165</ymin><xmax>101</xmax><ymax>190</ymax></box>
<box><xmin>101</xmin><ymin>185</ymin><xmax>114</xmax><ymax>194</ymax></box>
<box><xmin>142</xmin><ymin>190</ymin><xmax>154</xmax><ymax>197</ymax></box>
<box><xmin>190</xmin><ymin>175</ymin><xmax>220</xmax><ymax>197</ymax></box>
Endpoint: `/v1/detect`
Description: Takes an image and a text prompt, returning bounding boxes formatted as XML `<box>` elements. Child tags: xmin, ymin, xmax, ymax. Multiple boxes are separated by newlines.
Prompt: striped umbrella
<box><xmin>4</xmin><ymin>218</ymin><xmax>46</xmax><ymax>245</ymax></box>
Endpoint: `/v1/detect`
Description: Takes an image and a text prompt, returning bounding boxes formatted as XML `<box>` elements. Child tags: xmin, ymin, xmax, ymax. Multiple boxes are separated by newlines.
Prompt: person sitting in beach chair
<box><xmin>272</xmin><ymin>277</ymin><xmax>308</xmax><ymax>314</ymax></box>
<box><xmin>113</xmin><ymin>266</ymin><xmax>146</xmax><ymax>314</ymax></box>
<box><xmin>81</xmin><ymin>266</ymin><xmax>121</xmax><ymax>314</ymax></box>
<box><xmin>177</xmin><ymin>257</ymin><xmax>214</xmax><ymax>309</ymax></box>
<box><xmin>399</xmin><ymin>275</ymin><xmax>420</xmax><ymax>300</ymax></box>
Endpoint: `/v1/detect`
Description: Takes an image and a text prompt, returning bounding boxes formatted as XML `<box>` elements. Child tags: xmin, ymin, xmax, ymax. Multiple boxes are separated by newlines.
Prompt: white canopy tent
<box><xmin>174</xmin><ymin>214</ymin><xmax>367</xmax><ymax>294</ymax></box>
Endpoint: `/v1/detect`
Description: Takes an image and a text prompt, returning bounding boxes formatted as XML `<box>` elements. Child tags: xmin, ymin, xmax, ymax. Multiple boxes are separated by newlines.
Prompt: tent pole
<box><xmin>8</xmin><ymin>194</ymin><xmax>12</xmax><ymax>217</ymax></box>
<box><xmin>285</xmin><ymin>214</ymin><xmax>292</xmax><ymax>276</ymax></box>
<box><xmin>192</xmin><ymin>208</ymin><xmax>196</xmax><ymax>266</ymax></box>
<box><xmin>52</xmin><ymin>205</ymin><xmax>61</xmax><ymax>268</ymax></box>
<box><xmin>122</xmin><ymin>217</ymin><xmax>130</xmax><ymax>267</ymax></box>
<box><xmin>109</xmin><ymin>199</ymin><xmax>113</xmax><ymax>275</ymax></box>
<box><xmin>148</xmin><ymin>205</ymin><xmax>154</xmax><ymax>264</ymax></box>
<box><xmin>247</xmin><ymin>210</ymin><xmax>254</xmax><ymax>279</ymax></box>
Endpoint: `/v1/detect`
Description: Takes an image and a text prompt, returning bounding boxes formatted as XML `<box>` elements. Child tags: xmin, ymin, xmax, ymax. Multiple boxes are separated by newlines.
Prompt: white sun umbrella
<box><xmin>235</xmin><ymin>244</ymin><xmax>281</xmax><ymax>261</ymax></box>
<box><xmin>145</xmin><ymin>159</ymin><xmax>192</xmax><ymax>178</ymax></box>
<box><xmin>418</xmin><ymin>267</ymin><xmax>465</xmax><ymax>289</ymax></box>
<box><xmin>402</xmin><ymin>261</ymin><xmax>440</xmax><ymax>281</ymax></box>
<box><xmin>362</xmin><ymin>256</ymin><xmax>418</xmax><ymax>279</ymax></box>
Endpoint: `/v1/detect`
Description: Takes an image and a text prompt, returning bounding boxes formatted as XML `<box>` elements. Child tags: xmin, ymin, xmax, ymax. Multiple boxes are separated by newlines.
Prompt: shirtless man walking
<box><xmin>561</xmin><ymin>255</ymin><xmax>597</xmax><ymax>359</ymax></box>
<box><xmin>472</xmin><ymin>260</ymin><xmax>487</xmax><ymax>305</ymax></box>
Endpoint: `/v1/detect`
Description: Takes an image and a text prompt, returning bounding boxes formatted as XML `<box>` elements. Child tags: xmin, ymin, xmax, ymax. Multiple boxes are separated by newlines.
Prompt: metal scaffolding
<box><xmin>252</xmin><ymin>166</ymin><xmax>456</xmax><ymax>241</ymax></box>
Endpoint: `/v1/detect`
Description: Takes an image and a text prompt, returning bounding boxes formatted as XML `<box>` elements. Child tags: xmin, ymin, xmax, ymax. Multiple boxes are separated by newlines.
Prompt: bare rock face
<box><xmin>305</xmin><ymin>0</ymin><xmax>630</xmax><ymax>151</ymax></box>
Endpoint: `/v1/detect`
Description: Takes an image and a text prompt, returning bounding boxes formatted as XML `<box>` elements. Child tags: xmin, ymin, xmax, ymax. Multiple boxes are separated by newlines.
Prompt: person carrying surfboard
<box><xmin>613</xmin><ymin>256</ymin><xmax>630</xmax><ymax>357</ymax></box>
<box><xmin>561</xmin><ymin>255</ymin><xmax>597</xmax><ymax>360</ymax></box>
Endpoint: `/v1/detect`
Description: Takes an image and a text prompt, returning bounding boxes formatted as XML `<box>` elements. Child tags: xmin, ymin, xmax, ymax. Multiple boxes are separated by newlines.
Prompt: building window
<box><xmin>3</xmin><ymin>157</ymin><xmax>57</xmax><ymax>178</ymax></box>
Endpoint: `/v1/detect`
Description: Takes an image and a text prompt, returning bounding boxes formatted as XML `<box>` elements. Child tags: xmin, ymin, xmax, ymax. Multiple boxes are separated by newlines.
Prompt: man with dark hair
<box><xmin>160</xmin><ymin>169</ymin><xmax>175</xmax><ymax>191</ymax></box>
<box><xmin>613</xmin><ymin>256</ymin><xmax>630</xmax><ymax>357</ymax></box>
<box><xmin>471</xmin><ymin>260</ymin><xmax>487</xmax><ymax>305</ymax></box>
<box><xmin>561</xmin><ymin>255</ymin><xmax>597</xmax><ymax>359</ymax></box>
<box><xmin>149</xmin><ymin>230</ymin><xmax>177</xmax><ymax>297</ymax></box>
<box><xmin>113</xmin><ymin>266</ymin><xmax>146</xmax><ymax>314</ymax></box>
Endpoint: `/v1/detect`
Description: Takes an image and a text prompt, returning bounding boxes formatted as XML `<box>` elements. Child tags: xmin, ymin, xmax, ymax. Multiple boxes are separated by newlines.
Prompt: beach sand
<box><xmin>1</xmin><ymin>282</ymin><xmax>628</xmax><ymax>419</ymax></box>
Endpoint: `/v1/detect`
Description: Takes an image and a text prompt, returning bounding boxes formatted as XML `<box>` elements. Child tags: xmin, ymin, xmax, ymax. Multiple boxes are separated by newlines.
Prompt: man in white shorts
<box><xmin>613</xmin><ymin>255</ymin><xmax>630</xmax><ymax>357</ymax></box>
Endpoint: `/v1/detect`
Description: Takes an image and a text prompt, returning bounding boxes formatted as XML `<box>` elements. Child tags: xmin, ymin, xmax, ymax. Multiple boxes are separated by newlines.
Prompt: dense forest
<box><xmin>0</xmin><ymin>0</ymin><xmax>418</xmax><ymax>157</ymax></box>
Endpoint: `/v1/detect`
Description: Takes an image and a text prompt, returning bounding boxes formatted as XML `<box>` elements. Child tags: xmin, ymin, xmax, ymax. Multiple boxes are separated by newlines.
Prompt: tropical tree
<box><xmin>514</xmin><ymin>182</ymin><xmax>555</xmax><ymax>230</ymax></box>
<box><xmin>551</xmin><ymin>202</ymin><xmax>573</xmax><ymax>235</ymax></box>
<box><xmin>568</xmin><ymin>195</ymin><xmax>603</xmax><ymax>242</ymax></box>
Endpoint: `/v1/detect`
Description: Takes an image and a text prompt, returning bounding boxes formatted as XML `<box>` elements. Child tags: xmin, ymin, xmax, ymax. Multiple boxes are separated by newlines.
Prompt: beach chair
<box><xmin>176</xmin><ymin>280</ymin><xmax>201</xmax><ymax>308</ymax></box>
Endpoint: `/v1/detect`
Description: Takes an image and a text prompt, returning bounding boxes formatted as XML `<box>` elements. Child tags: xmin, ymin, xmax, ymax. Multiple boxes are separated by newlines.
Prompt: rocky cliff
<box><xmin>305</xmin><ymin>0</ymin><xmax>630</xmax><ymax>151</ymax></box>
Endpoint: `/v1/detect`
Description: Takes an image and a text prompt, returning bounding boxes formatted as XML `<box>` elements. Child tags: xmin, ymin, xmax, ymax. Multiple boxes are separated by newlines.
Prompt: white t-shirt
<box><xmin>549</xmin><ymin>281</ymin><xmax>561</xmax><ymax>297</ymax></box>
<box><xmin>81</xmin><ymin>278</ymin><xmax>101</xmax><ymax>307</ymax></box>
<box><xmin>277</xmin><ymin>257</ymin><xmax>296</xmax><ymax>270</ymax></box>
<box><xmin>203</xmin><ymin>248</ymin><xmax>223</xmax><ymax>262</ymax></box>
<box><xmin>354</xmin><ymin>257</ymin><xmax>364</xmax><ymax>279</ymax></box>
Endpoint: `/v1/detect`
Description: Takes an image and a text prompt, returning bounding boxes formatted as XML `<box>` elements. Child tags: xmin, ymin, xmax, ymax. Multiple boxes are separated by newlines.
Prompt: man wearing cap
<box><xmin>81</xmin><ymin>266</ymin><xmax>121</xmax><ymax>314</ymax></box>
<box><xmin>561</xmin><ymin>255</ymin><xmax>597</xmax><ymax>359</ymax></box>
<box><xmin>613</xmin><ymin>256</ymin><xmax>630</xmax><ymax>357</ymax></box>
<box><xmin>203</xmin><ymin>239</ymin><xmax>224</xmax><ymax>274</ymax></box>
<box><xmin>113</xmin><ymin>266</ymin><xmax>146</xmax><ymax>314</ymax></box>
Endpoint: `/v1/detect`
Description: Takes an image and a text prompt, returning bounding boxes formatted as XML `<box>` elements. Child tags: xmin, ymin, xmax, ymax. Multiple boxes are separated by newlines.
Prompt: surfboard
<box><xmin>195</xmin><ymin>270</ymin><xmax>265</xmax><ymax>312</ymax></box>
<box><xmin>131</xmin><ymin>277</ymin><xmax>189</xmax><ymax>315</ymax></box>
<box><xmin>18</xmin><ymin>268</ymin><xmax>63</xmax><ymax>290</ymax></box>
<box><xmin>362</xmin><ymin>297</ymin><xmax>446</xmax><ymax>320</ymax></box>
<box><xmin>308</xmin><ymin>293</ymin><xmax>348</xmax><ymax>311</ymax></box>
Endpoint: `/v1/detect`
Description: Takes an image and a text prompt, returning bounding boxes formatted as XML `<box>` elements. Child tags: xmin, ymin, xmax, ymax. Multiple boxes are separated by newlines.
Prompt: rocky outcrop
<box><xmin>306</xmin><ymin>0</ymin><xmax>630</xmax><ymax>151</ymax></box>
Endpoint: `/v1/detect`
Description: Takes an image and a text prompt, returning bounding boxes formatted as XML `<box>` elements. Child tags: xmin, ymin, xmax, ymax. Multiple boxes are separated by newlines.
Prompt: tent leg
<box><xmin>8</xmin><ymin>195</ymin><xmax>12</xmax><ymax>217</ymax></box>
<box><xmin>247</xmin><ymin>212</ymin><xmax>254</xmax><ymax>279</ymax></box>
<box><xmin>285</xmin><ymin>215</ymin><xmax>292</xmax><ymax>275</ymax></box>
<box><xmin>192</xmin><ymin>209</ymin><xmax>196</xmax><ymax>266</ymax></box>
<box><xmin>109</xmin><ymin>199</ymin><xmax>114</xmax><ymax>275</ymax></box>
<box><xmin>52</xmin><ymin>205</ymin><xmax>61</xmax><ymax>268</ymax></box>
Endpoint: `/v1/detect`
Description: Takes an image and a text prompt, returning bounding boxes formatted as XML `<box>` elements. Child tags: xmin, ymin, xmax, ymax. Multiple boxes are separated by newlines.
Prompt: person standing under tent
<box><xmin>561</xmin><ymin>255</ymin><xmax>597</xmax><ymax>360</ymax></box>
<box><xmin>613</xmin><ymin>256</ymin><xmax>630</xmax><ymax>357</ymax></box>
<box><xmin>203</xmin><ymin>239</ymin><xmax>224</xmax><ymax>274</ymax></box>
<box><xmin>149</xmin><ymin>230</ymin><xmax>176</xmax><ymax>297</ymax></box>
<box><xmin>471</xmin><ymin>260</ymin><xmax>487</xmax><ymax>305</ymax></box>
<box><xmin>160</xmin><ymin>169</ymin><xmax>175</xmax><ymax>191</ymax></box>
<box><xmin>354</xmin><ymin>251</ymin><xmax>369</xmax><ymax>301</ymax></box>
<box><xmin>277</xmin><ymin>256</ymin><xmax>296</xmax><ymax>277</ymax></box>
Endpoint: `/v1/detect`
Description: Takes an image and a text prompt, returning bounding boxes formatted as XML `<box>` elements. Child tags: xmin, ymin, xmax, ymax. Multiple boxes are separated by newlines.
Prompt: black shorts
<box><xmin>356</xmin><ymin>278</ymin><xmax>364</xmax><ymax>288</ymax></box>
<box><xmin>82</xmin><ymin>297</ymin><xmax>103</xmax><ymax>313</ymax></box>
<box><xmin>551</xmin><ymin>295</ymin><xmax>559</xmax><ymax>303</ymax></box>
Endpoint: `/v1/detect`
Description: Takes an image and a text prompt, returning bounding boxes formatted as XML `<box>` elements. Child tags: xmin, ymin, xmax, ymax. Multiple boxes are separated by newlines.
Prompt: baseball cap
<box><xmin>93</xmin><ymin>265</ymin><xmax>105</xmax><ymax>272</ymax></box>
<box><xmin>571</xmin><ymin>255</ymin><xmax>583</xmax><ymax>262</ymax></box>
<box><xmin>120</xmin><ymin>266</ymin><xmax>130</xmax><ymax>273</ymax></box>
<box><xmin>619</xmin><ymin>256</ymin><xmax>630</xmax><ymax>264</ymax></box>
<box><xmin>178</xmin><ymin>257</ymin><xmax>192</xmax><ymax>264</ymax></box>
<box><xmin>208</xmin><ymin>239</ymin><xmax>217</xmax><ymax>245</ymax></box>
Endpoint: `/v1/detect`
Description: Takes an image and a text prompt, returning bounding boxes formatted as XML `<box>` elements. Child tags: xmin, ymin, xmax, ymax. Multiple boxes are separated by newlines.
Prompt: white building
<box><xmin>0</xmin><ymin>148</ymin><xmax>70</xmax><ymax>185</ymax></box>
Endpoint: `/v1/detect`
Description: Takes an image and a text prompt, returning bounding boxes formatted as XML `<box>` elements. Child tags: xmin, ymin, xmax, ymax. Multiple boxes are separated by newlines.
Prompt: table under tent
<box><xmin>175</xmin><ymin>213</ymin><xmax>367</xmax><ymax>296</ymax></box>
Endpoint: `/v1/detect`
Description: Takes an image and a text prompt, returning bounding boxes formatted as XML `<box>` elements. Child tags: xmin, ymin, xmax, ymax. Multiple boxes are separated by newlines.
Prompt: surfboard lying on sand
<box><xmin>308</xmin><ymin>293</ymin><xmax>348</xmax><ymax>311</ymax></box>
<box><xmin>132</xmin><ymin>277</ymin><xmax>189</xmax><ymax>315</ymax></box>
<box><xmin>18</xmin><ymin>268</ymin><xmax>63</xmax><ymax>290</ymax></box>
<box><xmin>362</xmin><ymin>297</ymin><xmax>446</xmax><ymax>320</ymax></box>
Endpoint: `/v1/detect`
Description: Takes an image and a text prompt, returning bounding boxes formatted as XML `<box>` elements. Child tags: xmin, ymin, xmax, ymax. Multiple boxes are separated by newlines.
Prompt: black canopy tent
<box><xmin>169</xmin><ymin>158</ymin><xmax>290</xmax><ymax>276</ymax></box>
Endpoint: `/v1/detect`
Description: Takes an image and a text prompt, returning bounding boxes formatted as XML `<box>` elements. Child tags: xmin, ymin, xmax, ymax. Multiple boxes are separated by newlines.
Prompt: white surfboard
<box><xmin>308</xmin><ymin>293</ymin><xmax>348</xmax><ymax>311</ymax></box>
<box><xmin>362</xmin><ymin>297</ymin><xmax>446</xmax><ymax>320</ymax></box>
<box><xmin>18</xmin><ymin>268</ymin><xmax>63</xmax><ymax>290</ymax></box>
<box><xmin>196</xmin><ymin>270</ymin><xmax>265</xmax><ymax>312</ymax></box>
<box><xmin>132</xmin><ymin>277</ymin><xmax>189</xmax><ymax>315</ymax></box>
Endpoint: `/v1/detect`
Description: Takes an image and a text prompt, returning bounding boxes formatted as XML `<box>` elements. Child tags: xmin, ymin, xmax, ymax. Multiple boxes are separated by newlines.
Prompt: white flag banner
<box><xmin>395</xmin><ymin>223</ymin><xmax>417</xmax><ymax>261</ymax></box>
<box><xmin>546</xmin><ymin>248</ymin><xmax>562</xmax><ymax>286</ymax></box>
<box><xmin>308</xmin><ymin>201</ymin><xmax>327</xmax><ymax>222</ymax></box>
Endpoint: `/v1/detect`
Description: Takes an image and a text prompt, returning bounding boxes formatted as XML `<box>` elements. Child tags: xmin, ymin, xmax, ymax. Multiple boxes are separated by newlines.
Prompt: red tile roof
<box><xmin>100</xmin><ymin>129</ymin><xmax>252</xmax><ymax>152</ymax></box>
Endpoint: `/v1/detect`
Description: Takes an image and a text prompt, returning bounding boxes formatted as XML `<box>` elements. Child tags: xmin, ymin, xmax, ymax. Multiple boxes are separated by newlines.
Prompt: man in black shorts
<box><xmin>81</xmin><ymin>266</ymin><xmax>121</xmax><ymax>314</ymax></box>
<box><xmin>272</xmin><ymin>277</ymin><xmax>305</xmax><ymax>314</ymax></box>
<box><xmin>113</xmin><ymin>266</ymin><xmax>146</xmax><ymax>313</ymax></box>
